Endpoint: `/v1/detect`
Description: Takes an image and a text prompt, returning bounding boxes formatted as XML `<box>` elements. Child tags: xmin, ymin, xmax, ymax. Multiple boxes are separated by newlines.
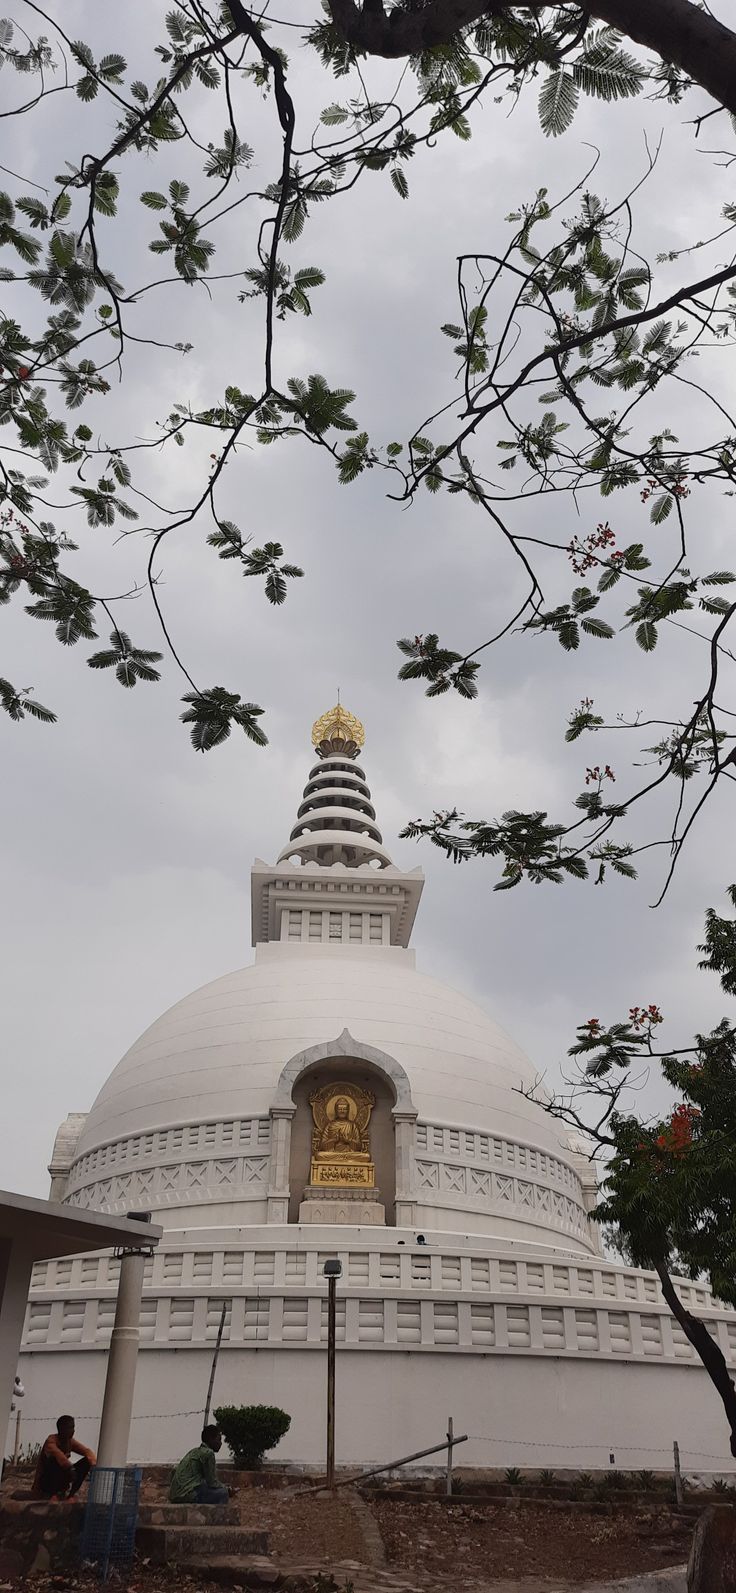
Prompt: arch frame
<box><xmin>272</xmin><ymin>1028</ymin><xmax>416</xmax><ymax>1115</ymax></box>
<box><xmin>267</xmin><ymin>1029</ymin><xmax>417</xmax><ymax>1225</ymax></box>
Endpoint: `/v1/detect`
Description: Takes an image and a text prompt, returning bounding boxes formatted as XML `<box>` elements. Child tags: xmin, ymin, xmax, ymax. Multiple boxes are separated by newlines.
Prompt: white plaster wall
<box><xmin>9</xmin><ymin>1344</ymin><xmax>735</xmax><ymax>1478</ymax></box>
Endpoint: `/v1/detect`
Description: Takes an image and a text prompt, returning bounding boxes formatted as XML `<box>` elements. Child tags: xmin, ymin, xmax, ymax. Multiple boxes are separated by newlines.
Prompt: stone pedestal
<box><xmin>298</xmin><ymin>1185</ymin><xmax>385</xmax><ymax>1226</ymax></box>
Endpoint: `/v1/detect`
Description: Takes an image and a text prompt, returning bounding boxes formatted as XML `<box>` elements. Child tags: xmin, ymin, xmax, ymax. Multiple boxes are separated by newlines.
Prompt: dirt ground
<box><xmin>139</xmin><ymin>1469</ymin><xmax>692</xmax><ymax>1583</ymax></box>
<box><xmin>2</xmin><ymin>1467</ymin><xmax>694</xmax><ymax>1588</ymax></box>
<box><xmin>238</xmin><ymin>1489</ymin><xmax>371</xmax><ymax>1564</ymax></box>
<box><xmin>370</xmin><ymin>1496</ymin><xmax>690</xmax><ymax>1584</ymax></box>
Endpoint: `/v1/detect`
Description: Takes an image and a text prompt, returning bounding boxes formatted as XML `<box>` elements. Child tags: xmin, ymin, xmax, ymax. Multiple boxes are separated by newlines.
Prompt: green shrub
<box><xmin>577</xmin><ymin>1471</ymin><xmax>593</xmax><ymax>1489</ymax></box>
<box><xmin>214</xmin><ymin>1404</ymin><xmax>291</xmax><ymax>1470</ymax></box>
<box><xmin>504</xmin><ymin>1466</ymin><xmax>522</xmax><ymax>1485</ymax></box>
<box><xmin>636</xmin><ymin>1470</ymin><xmax>655</xmax><ymax>1490</ymax></box>
<box><xmin>539</xmin><ymin>1468</ymin><xmax>556</xmax><ymax>1487</ymax></box>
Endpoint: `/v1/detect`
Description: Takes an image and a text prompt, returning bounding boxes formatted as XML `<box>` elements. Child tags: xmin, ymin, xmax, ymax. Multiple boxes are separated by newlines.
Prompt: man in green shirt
<box><xmin>169</xmin><ymin>1424</ymin><xmax>230</xmax><ymax>1505</ymax></box>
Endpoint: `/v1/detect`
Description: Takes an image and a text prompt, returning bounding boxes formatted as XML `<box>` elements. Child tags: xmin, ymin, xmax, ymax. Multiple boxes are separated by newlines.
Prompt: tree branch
<box><xmin>327</xmin><ymin>0</ymin><xmax>736</xmax><ymax>118</ymax></box>
<box><xmin>656</xmin><ymin>1260</ymin><xmax>736</xmax><ymax>1457</ymax></box>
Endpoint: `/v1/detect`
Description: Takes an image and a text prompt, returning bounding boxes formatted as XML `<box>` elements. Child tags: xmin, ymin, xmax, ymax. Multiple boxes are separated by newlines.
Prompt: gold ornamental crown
<box><xmin>311</xmin><ymin>703</ymin><xmax>365</xmax><ymax>759</ymax></box>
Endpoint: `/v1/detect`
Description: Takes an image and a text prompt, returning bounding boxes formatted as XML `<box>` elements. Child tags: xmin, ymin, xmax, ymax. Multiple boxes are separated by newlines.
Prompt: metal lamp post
<box><xmin>323</xmin><ymin>1259</ymin><xmax>342</xmax><ymax>1488</ymax></box>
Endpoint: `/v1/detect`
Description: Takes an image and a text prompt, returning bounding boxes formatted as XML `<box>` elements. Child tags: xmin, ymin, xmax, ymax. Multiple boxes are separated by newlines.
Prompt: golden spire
<box><xmin>311</xmin><ymin>703</ymin><xmax>365</xmax><ymax>759</ymax></box>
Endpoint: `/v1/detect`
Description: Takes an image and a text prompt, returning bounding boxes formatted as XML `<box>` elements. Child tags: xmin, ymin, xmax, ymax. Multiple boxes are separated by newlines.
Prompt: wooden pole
<box><xmin>673</xmin><ymin>1439</ymin><xmax>683</xmax><ymax>1509</ymax></box>
<box><xmin>446</xmin><ymin>1417</ymin><xmax>454</xmax><ymax>1497</ymax></box>
<box><xmin>13</xmin><ymin>1410</ymin><xmax>21</xmax><ymax>1466</ymax></box>
<box><xmin>204</xmin><ymin>1301</ymin><xmax>228</xmax><ymax>1428</ymax></box>
<box><xmin>299</xmin><ymin>1433</ymin><xmax>469</xmax><ymax>1496</ymax></box>
<box><xmin>326</xmin><ymin>1274</ymin><xmax>337</xmax><ymax>1489</ymax></box>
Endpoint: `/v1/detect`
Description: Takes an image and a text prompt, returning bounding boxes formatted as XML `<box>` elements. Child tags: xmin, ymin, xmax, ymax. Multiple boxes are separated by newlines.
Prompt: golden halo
<box><xmin>326</xmin><ymin>1093</ymin><xmax>358</xmax><ymax>1121</ymax></box>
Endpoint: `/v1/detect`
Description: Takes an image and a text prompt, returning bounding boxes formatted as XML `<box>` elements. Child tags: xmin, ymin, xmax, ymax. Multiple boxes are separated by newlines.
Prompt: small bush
<box><xmin>539</xmin><ymin>1468</ymin><xmax>556</xmax><ymax>1487</ymax></box>
<box><xmin>214</xmin><ymin>1404</ymin><xmax>291</xmax><ymax>1470</ymax></box>
<box><xmin>504</xmin><ymin>1466</ymin><xmax>522</xmax><ymax>1485</ymax></box>
<box><xmin>577</xmin><ymin>1471</ymin><xmax>593</xmax><ymax>1489</ymax></box>
<box><xmin>713</xmin><ymin>1477</ymin><xmax>731</xmax><ymax>1493</ymax></box>
<box><xmin>636</xmin><ymin>1470</ymin><xmax>655</xmax><ymax>1490</ymax></box>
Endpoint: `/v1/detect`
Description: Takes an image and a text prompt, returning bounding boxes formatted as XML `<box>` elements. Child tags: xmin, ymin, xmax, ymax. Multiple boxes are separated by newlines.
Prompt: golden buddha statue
<box><xmin>309</xmin><ymin>1083</ymin><xmax>376</xmax><ymax>1188</ymax></box>
<box><xmin>315</xmin><ymin>1096</ymin><xmax>369</xmax><ymax>1160</ymax></box>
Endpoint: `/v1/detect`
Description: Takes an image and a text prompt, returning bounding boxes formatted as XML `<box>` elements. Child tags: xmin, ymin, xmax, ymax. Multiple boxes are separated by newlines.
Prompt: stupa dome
<box><xmin>75</xmin><ymin>945</ymin><xmax>558</xmax><ymax>1158</ymax></box>
<box><xmin>58</xmin><ymin>720</ymin><xmax>595</xmax><ymax>1253</ymax></box>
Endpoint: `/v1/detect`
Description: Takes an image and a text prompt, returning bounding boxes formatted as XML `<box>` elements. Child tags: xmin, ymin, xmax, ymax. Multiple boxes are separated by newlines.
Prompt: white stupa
<box><xmin>15</xmin><ymin>709</ymin><xmax>736</xmax><ymax>1473</ymax></box>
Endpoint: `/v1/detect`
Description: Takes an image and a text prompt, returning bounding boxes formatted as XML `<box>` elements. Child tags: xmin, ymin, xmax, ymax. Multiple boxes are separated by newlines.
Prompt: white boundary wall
<box><xmin>8</xmin><ymin>1228</ymin><xmax>736</xmax><ymax>1476</ymax></box>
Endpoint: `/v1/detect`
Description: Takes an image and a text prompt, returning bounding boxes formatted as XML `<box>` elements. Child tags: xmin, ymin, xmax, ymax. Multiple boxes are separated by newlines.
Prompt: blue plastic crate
<box><xmin>80</xmin><ymin>1466</ymin><xmax>142</xmax><ymax>1579</ymax></box>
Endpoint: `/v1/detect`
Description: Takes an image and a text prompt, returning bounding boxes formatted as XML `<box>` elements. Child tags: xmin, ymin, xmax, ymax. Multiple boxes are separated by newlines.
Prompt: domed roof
<box><xmin>75</xmin><ymin>944</ymin><xmax>566</xmax><ymax>1161</ymax></box>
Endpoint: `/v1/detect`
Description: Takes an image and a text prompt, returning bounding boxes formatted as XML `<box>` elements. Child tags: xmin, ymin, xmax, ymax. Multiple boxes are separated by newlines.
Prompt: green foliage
<box><xmin>526</xmin><ymin>586</ymin><xmax>615</xmax><ymax>652</ymax></box>
<box><xmin>0</xmin><ymin>677</ymin><xmax>56</xmax><ymax>723</ymax></box>
<box><xmin>206</xmin><ymin>528</ymin><xmax>304</xmax><ymax>603</ymax></box>
<box><xmin>240</xmin><ymin>262</ymin><xmax>325</xmax><ymax>320</ymax></box>
<box><xmin>87</xmin><ymin>631</ymin><xmax>163</xmax><ymax>688</ymax></box>
<box><xmin>504</xmin><ymin>1467</ymin><xmax>522</xmax><ymax>1485</ymax></box>
<box><xmin>147</xmin><ymin>179</ymin><xmax>216</xmax><ymax>281</ymax></box>
<box><xmin>213</xmin><ymin>1404</ymin><xmax>291</xmax><ymax>1470</ymax></box>
<box><xmin>180</xmin><ymin>689</ymin><xmax>268</xmax><ymax>753</ymax></box>
<box><xmin>401</xmin><ymin>808</ymin><xmax>591</xmax><ymax>889</ymax></box>
<box><xmin>10</xmin><ymin>1441</ymin><xmax>42</xmax><ymax>1471</ymax></box>
<box><xmin>546</xmin><ymin>886</ymin><xmax>736</xmax><ymax>1311</ymax></box>
<box><xmin>539</xmin><ymin>71</ymin><xmax>578</xmax><ymax>139</ymax></box>
<box><xmin>0</xmin><ymin>0</ymin><xmax>733</xmax><ymax>843</ymax></box>
<box><xmin>441</xmin><ymin>306</ymin><xmax>488</xmax><ymax>373</ymax></box>
<box><xmin>396</xmin><ymin>634</ymin><xmax>479</xmax><ymax>699</ymax></box>
<box><xmin>699</xmin><ymin>887</ymin><xmax>736</xmax><ymax>999</ymax></box>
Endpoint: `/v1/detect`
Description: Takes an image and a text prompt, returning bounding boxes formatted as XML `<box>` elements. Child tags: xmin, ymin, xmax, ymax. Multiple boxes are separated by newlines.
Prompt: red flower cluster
<box><xmin>584</xmin><ymin>1018</ymin><xmax>601</xmax><ymax>1033</ymax></box>
<box><xmin>640</xmin><ymin>476</ymin><xmax>691</xmax><ymax>504</ymax></box>
<box><xmin>628</xmin><ymin>1004</ymin><xmax>663</xmax><ymax>1030</ymax></box>
<box><xmin>655</xmin><ymin>1103</ymin><xmax>700</xmax><ymax>1156</ymax></box>
<box><xmin>585</xmin><ymin>765</ymin><xmax>616</xmax><ymax>785</ymax></box>
<box><xmin>567</xmin><ymin>522</ymin><xmax>618</xmax><ymax>574</ymax></box>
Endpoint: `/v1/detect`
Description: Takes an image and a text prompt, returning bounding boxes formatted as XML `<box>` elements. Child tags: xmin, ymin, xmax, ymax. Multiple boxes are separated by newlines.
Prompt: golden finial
<box><xmin>311</xmin><ymin>703</ymin><xmax>365</xmax><ymax>759</ymax></box>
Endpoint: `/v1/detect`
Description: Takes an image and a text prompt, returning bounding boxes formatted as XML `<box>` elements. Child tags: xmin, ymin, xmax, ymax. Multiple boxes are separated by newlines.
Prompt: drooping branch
<box><xmin>327</xmin><ymin>0</ymin><xmax>736</xmax><ymax>118</ymax></box>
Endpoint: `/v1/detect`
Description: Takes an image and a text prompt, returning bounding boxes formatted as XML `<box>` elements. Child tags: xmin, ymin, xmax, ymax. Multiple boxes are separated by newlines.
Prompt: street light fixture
<box><xmin>323</xmin><ymin>1259</ymin><xmax>342</xmax><ymax>1488</ymax></box>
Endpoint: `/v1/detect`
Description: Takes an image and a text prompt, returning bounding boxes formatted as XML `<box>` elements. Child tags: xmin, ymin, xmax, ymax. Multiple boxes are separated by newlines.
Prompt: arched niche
<box><xmin>267</xmin><ymin>1030</ymin><xmax>417</xmax><ymax>1227</ymax></box>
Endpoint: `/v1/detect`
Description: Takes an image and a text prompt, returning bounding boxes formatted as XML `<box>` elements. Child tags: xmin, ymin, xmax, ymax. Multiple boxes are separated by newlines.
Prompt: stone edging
<box><xmin>563</xmin><ymin>1566</ymin><xmax>687</xmax><ymax>1593</ymax></box>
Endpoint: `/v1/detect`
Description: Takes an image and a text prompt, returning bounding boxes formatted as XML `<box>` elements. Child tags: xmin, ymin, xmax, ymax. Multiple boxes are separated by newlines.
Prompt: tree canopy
<box><xmin>530</xmin><ymin>884</ymin><xmax>736</xmax><ymax>1451</ymax></box>
<box><xmin>1</xmin><ymin>1</ymin><xmax>735</xmax><ymax>896</ymax></box>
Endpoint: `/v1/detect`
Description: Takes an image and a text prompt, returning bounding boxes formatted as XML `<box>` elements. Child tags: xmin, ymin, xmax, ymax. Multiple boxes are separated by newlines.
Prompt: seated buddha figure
<box><xmin>314</xmin><ymin>1096</ymin><xmax>369</xmax><ymax>1161</ymax></box>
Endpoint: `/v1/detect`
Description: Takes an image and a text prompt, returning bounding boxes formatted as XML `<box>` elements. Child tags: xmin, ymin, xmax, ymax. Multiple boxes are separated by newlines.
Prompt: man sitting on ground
<box><xmin>169</xmin><ymin>1424</ymin><xmax>231</xmax><ymax>1505</ymax></box>
<box><xmin>32</xmin><ymin>1415</ymin><xmax>96</xmax><ymax>1500</ymax></box>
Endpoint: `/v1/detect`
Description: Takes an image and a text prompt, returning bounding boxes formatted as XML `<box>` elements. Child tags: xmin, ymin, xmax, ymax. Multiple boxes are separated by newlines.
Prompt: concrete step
<box><xmin>136</xmin><ymin>1523</ymin><xmax>270</xmax><ymax>1564</ymax></box>
<box><xmin>138</xmin><ymin>1502</ymin><xmax>239</xmax><ymax>1525</ymax></box>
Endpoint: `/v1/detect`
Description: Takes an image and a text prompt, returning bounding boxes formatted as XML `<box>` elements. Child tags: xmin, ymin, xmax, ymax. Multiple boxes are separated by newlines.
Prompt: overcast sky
<box><xmin>2</xmin><ymin>2</ymin><xmax>735</xmax><ymax>1195</ymax></box>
